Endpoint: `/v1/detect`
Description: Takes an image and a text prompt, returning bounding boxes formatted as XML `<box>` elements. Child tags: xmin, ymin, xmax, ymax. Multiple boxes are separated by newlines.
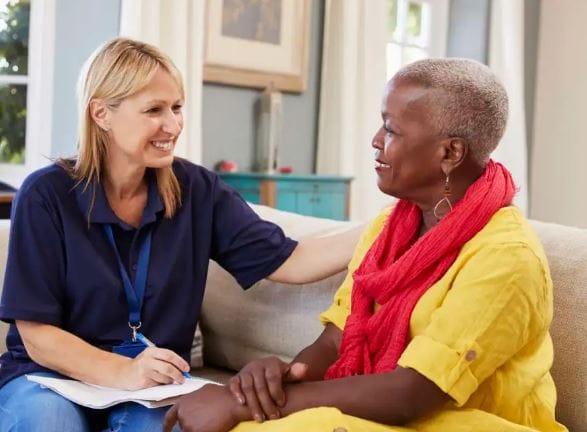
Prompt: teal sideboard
<box><xmin>218</xmin><ymin>172</ymin><xmax>353</xmax><ymax>221</ymax></box>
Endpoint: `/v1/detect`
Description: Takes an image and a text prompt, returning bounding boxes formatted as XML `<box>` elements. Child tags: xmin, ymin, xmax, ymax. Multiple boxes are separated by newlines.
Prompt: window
<box><xmin>386</xmin><ymin>0</ymin><xmax>449</xmax><ymax>79</ymax></box>
<box><xmin>0</xmin><ymin>0</ymin><xmax>54</xmax><ymax>187</ymax></box>
<box><xmin>0</xmin><ymin>0</ymin><xmax>28</xmax><ymax>165</ymax></box>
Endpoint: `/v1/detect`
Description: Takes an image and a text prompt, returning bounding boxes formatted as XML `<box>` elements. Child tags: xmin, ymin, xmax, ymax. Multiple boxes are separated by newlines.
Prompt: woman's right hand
<box><xmin>228</xmin><ymin>356</ymin><xmax>307</xmax><ymax>422</ymax></box>
<box><xmin>15</xmin><ymin>321</ymin><xmax>191</xmax><ymax>390</ymax></box>
<box><xmin>120</xmin><ymin>346</ymin><xmax>191</xmax><ymax>390</ymax></box>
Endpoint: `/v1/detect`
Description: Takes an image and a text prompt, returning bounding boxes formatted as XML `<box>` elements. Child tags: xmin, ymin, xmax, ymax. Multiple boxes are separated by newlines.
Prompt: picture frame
<box><xmin>203</xmin><ymin>0</ymin><xmax>311</xmax><ymax>93</ymax></box>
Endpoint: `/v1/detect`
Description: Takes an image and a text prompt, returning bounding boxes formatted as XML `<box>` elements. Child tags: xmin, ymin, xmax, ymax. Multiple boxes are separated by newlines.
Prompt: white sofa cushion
<box><xmin>201</xmin><ymin>205</ymin><xmax>357</xmax><ymax>368</ymax></box>
<box><xmin>202</xmin><ymin>263</ymin><xmax>345</xmax><ymax>368</ymax></box>
<box><xmin>530</xmin><ymin>220</ymin><xmax>587</xmax><ymax>429</ymax></box>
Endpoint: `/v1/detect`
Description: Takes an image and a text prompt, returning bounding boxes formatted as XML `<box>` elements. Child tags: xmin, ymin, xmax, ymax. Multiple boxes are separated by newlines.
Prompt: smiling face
<box><xmin>99</xmin><ymin>68</ymin><xmax>184</xmax><ymax>171</ymax></box>
<box><xmin>373</xmin><ymin>79</ymin><xmax>451</xmax><ymax>206</ymax></box>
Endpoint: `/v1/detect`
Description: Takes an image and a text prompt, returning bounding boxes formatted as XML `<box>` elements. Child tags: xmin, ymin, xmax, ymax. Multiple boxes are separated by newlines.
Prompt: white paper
<box><xmin>27</xmin><ymin>375</ymin><xmax>217</xmax><ymax>409</ymax></box>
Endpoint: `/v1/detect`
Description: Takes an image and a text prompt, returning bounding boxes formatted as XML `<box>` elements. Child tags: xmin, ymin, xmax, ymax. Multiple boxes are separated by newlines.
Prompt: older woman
<box><xmin>0</xmin><ymin>38</ymin><xmax>361</xmax><ymax>432</ymax></box>
<box><xmin>165</xmin><ymin>58</ymin><xmax>568</xmax><ymax>432</ymax></box>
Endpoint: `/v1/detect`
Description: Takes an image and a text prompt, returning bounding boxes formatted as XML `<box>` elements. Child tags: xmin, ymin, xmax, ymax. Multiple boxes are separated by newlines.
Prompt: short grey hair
<box><xmin>393</xmin><ymin>58</ymin><xmax>508</xmax><ymax>164</ymax></box>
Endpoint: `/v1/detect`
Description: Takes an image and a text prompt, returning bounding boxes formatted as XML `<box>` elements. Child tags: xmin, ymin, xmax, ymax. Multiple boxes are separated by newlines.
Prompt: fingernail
<box><xmin>269</xmin><ymin>413</ymin><xmax>279</xmax><ymax>420</ymax></box>
<box><xmin>238</xmin><ymin>396</ymin><xmax>245</xmax><ymax>405</ymax></box>
<box><xmin>254</xmin><ymin>414</ymin><xmax>264</xmax><ymax>423</ymax></box>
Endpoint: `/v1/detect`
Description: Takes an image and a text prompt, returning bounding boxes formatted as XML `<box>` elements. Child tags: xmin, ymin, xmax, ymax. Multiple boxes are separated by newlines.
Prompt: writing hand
<box><xmin>119</xmin><ymin>347</ymin><xmax>190</xmax><ymax>390</ymax></box>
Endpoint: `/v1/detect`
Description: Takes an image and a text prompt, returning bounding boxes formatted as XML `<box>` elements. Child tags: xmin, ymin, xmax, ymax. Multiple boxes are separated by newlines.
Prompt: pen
<box><xmin>136</xmin><ymin>333</ymin><xmax>191</xmax><ymax>379</ymax></box>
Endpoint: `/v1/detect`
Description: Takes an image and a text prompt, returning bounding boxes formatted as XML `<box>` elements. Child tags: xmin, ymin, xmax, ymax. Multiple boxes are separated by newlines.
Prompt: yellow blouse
<box><xmin>234</xmin><ymin>207</ymin><xmax>567</xmax><ymax>432</ymax></box>
<box><xmin>319</xmin><ymin>206</ymin><xmax>567</xmax><ymax>432</ymax></box>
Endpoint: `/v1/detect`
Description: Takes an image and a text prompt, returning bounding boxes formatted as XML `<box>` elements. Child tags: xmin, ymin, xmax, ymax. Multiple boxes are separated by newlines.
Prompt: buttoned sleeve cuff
<box><xmin>397</xmin><ymin>335</ymin><xmax>482</xmax><ymax>407</ymax></box>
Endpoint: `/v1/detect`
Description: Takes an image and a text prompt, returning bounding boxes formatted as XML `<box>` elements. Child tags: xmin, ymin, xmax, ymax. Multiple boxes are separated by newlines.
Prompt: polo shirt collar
<box><xmin>75</xmin><ymin>169</ymin><xmax>164</xmax><ymax>228</ymax></box>
<box><xmin>141</xmin><ymin>170</ymin><xmax>164</xmax><ymax>225</ymax></box>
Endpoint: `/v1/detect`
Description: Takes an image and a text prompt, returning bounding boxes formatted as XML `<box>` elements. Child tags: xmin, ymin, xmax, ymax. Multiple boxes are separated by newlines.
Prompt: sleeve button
<box><xmin>465</xmin><ymin>350</ymin><xmax>476</xmax><ymax>361</ymax></box>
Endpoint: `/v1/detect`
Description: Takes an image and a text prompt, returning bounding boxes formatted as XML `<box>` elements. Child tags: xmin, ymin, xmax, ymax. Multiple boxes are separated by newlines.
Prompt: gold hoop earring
<box><xmin>433</xmin><ymin>173</ymin><xmax>453</xmax><ymax>221</ymax></box>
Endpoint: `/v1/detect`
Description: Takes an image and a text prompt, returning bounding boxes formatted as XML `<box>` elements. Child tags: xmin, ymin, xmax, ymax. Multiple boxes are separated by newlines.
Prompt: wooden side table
<box><xmin>218</xmin><ymin>172</ymin><xmax>353</xmax><ymax>220</ymax></box>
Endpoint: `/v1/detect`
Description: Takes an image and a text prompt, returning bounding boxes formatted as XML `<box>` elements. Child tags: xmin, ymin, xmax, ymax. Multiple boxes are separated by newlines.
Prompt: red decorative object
<box><xmin>215</xmin><ymin>160</ymin><xmax>239</xmax><ymax>173</ymax></box>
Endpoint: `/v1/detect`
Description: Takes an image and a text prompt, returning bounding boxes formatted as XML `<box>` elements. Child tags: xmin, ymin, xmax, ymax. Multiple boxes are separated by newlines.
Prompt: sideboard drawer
<box><xmin>220</xmin><ymin>177</ymin><xmax>261</xmax><ymax>204</ymax></box>
<box><xmin>218</xmin><ymin>173</ymin><xmax>352</xmax><ymax>220</ymax></box>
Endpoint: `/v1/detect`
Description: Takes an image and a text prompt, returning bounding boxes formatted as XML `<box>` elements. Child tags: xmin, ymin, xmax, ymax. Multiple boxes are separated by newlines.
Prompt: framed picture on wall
<box><xmin>203</xmin><ymin>0</ymin><xmax>311</xmax><ymax>93</ymax></box>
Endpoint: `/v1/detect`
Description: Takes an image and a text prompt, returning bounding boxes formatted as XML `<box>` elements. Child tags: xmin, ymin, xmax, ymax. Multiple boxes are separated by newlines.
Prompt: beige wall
<box><xmin>531</xmin><ymin>0</ymin><xmax>587</xmax><ymax>228</ymax></box>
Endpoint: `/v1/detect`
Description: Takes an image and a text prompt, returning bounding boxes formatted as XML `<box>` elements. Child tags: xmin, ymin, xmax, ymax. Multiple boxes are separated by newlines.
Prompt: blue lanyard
<box><xmin>103</xmin><ymin>225</ymin><xmax>152</xmax><ymax>340</ymax></box>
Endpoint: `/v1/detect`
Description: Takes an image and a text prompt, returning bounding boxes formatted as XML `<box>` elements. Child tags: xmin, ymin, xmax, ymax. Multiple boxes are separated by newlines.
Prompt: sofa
<box><xmin>0</xmin><ymin>206</ymin><xmax>585</xmax><ymax>431</ymax></box>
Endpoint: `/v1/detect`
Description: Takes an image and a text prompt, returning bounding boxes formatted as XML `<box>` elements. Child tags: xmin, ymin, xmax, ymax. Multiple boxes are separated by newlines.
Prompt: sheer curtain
<box><xmin>488</xmin><ymin>0</ymin><xmax>528</xmax><ymax>214</ymax></box>
<box><xmin>316</xmin><ymin>0</ymin><xmax>390</xmax><ymax>222</ymax></box>
<box><xmin>530</xmin><ymin>0</ymin><xmax>587</xmax><ymax>228</ymax></box>
<box><xmin>119</xmin><ymin>0</ymin><xmax>205</xmax><ymax>164</ymax></box>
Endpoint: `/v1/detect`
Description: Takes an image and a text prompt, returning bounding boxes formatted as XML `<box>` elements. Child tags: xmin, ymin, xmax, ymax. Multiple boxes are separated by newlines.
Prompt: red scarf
<box><xmin>325</xmin><ymin>160</ymin><xmax>515</xmax><ymax>379</ymax></box>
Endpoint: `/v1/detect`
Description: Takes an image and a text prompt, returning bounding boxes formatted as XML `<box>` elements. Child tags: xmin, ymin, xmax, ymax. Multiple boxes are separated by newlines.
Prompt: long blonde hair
<box><xmin>66</xmin><ymin>37</ymin><xmax>183</xmax><ymax>218</ymax></box>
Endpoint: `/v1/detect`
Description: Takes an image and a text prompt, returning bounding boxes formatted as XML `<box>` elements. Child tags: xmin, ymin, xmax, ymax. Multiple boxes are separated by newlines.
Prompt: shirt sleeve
<box><xmin>210</xmin><ymin>178</ymin><xmax>298</xmax><ymax>289</ymax></box>
<box><xmin>319</xmin><ymin>207</ymin><xmax>392</xmax><ymax>329</ymax></box>
<box><xmin>397</xmin><ymin>243</ymin><xmax>551</xmax><ymax>407</ymax></box>
<box><xmin>0</xmin><ymin>184</ymin><xmax>66</xmax><ymax>326</ymax></box>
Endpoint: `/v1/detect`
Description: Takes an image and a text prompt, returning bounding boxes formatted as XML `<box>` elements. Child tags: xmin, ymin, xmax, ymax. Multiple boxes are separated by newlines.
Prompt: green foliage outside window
<box><xmin>0</xmin><ymin>0</ymin><xmax>30</xmax><ymax>164</ymax></box>
<box><xmin>388</xmin><ymin>0</ymin><xmax>424</xmax><ymax>39</ymax></box>
<box><xmin>388</xmin><ymin>0</ymin><xmax>398</xmax><ymax>35</ymax></box>
<box><xmin>407</xmin><ymin>2</ymin><xmax>422</xmax><ymax>37</ymax></box>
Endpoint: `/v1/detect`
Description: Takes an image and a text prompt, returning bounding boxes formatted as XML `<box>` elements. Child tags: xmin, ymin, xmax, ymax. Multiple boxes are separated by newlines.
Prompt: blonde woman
<box><xmin>0</xmin><ymin>38</ymin><xmax>360</xmax><ymax>431</ymax></box>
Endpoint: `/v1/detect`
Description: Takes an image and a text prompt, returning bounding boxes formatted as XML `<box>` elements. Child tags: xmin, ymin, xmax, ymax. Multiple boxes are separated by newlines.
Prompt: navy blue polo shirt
<box><xmin>0</xmin><ymin>159</ymin><xmax>297</xmax><ymax>388</ymax></box>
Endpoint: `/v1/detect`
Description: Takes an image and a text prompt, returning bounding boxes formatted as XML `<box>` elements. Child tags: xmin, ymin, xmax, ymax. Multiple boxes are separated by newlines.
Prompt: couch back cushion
<box><xmin>201</xmin><ymin>205</ymin><xmax>357</xmax><ymax>368</ymax></box>
<box><xmin>202</xmin><ymin>263</ymin><xmax>345</xmax><ymax>367</ymax></box>
<box><xmin>530</xmin><ymin>220</ymin><xmax>587</xmax><ymax>430</ymax></box>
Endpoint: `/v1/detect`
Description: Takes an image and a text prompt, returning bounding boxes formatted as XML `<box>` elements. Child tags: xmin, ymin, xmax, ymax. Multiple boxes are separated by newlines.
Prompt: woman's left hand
<box><xmin>228</xmin><ymin>356</ymin><xmax>307</xmax><ymax>422</ymax></box>
<box><xmin>163</xmin><ymin>383</ymin><xmax>249</xmax><ymax>432</ymax></box>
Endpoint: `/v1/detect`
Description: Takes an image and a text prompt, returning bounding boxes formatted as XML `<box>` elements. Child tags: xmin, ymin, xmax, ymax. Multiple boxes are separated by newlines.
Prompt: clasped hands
<box><xmin>163</xmin><ymin>356</ymin><xmax>307</xmax><ymax>432</ymax></box>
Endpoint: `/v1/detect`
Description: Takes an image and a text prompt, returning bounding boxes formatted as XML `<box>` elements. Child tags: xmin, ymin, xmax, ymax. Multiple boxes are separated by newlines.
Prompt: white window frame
<box><xmin>0</xmin><ymin>0</ymin><xmax>55</xmax><ymax>188</ymax></box>
<box><xmin>386</xmin><ymin>0</ymin><xmax>449</xmax><ymax>78</ymax></box>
